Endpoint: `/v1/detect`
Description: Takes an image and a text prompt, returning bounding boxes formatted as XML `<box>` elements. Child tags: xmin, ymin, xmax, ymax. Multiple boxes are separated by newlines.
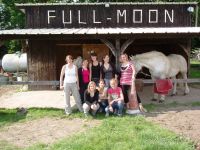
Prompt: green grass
<box><xmin>190</xmin><ymin>60</ymin><xmax>200</xmax><ymax>65</ymax></box>
<box><xmin>191</xmin><ymin>101</ymin><xmax>200</xmax><ymax>107</ymax></box>
<box><xmin>0</xmin><ymin>108</ymin><xmax>84</xmax><ymax>128</ymax></box>
<box><xmin>39</xmin><ymin>116</ymin><xmax>193</xmax><ymax>150</ymax></box>
<box><xmin>189</xmin><ymin>60</ymin><xmax>200</xmax><ymax>78</ymax></box>
<box><xmin>144</xmin><ymin>101</ymin><xmax>200</xmax><ymax>112</ymax></box>
<box><xmin>189</xmin><ymin>67</ymin><xmax>200</xmax><ymax>78</ymax></box>
<box><xmin>0</xmin><ymin>108</ymin><xmax>195</xmax><ymax>150</ymax></box>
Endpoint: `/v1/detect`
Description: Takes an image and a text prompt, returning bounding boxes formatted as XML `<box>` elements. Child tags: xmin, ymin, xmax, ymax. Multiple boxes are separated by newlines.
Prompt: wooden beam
<box><xmin>178</xmin><ymin>43</ymin><xmax>189</xmax><ymax>56</ymax></box>
<box><xmin>100</xmin><ymin>39</ymin><xmax>116</xmax><ymax>57</ymax></box>
<box><xmin>120</xmin><ymin>39</ymin><xmax>134</xmax><ymax>54</ymax></box>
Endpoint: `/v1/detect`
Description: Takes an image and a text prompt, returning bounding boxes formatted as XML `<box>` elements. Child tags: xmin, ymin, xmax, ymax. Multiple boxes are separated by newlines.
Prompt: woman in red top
<box><xmin>78</xmin><ymin>59</ymin><xmax>90</xmax><ymax>104</ymax></box>
<box><xmin>106</xmin><ymin>78</ymin><xmax>124</xmax><ymax>117</ymax></box>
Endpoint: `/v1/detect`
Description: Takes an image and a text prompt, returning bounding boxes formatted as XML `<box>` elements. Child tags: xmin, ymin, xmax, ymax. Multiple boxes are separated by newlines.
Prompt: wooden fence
<box><xmin>0</xmin><ymin>79</ymin><xmax>200</xmax><ymax>86</ymax></box>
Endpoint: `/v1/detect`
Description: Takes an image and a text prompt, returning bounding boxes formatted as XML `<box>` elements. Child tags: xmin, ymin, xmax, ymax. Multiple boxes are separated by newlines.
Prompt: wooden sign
<box><xmin>18</xmin><ymin>3</ymin><xmax>196</xmax><ymax>28</ymax></box>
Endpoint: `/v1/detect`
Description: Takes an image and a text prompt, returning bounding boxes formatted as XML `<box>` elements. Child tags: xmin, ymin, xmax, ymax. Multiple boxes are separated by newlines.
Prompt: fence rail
<box><xmin>0</xmin><ymin>79</ymin><xmax>200</xmax><ymax>86</ymax></box>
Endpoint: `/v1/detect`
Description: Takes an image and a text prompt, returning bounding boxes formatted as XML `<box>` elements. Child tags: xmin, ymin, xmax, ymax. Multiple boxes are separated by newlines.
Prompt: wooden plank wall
<box><xmin>55</xmin><ymin>44</ymin><xmax>82</xmax><ymax>80</ymax></box>
<box><xmin>82</xmin><ymin>44</ymin><xmax>109</xmax><ymax>62</ymax></box>
<box><xmin>26</xmin><ymin>39</ymin><xmax>190</xmax><ymax>90</ymax></box>
<box><xmin>28</xmin><ymin>40</ymin><xmax>56</xmax><ymax>90</ymax></box>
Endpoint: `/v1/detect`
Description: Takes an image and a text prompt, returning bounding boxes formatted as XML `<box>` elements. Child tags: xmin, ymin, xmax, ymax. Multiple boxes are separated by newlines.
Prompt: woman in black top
<box><xmin>89</xmin><ymin>52</ymin><xmax>101</xmax><ymax>86</ymax></box>
<box><xmin>101</xmin><ymin>55</ymin><xmax>118</xmax><ymax>87</ymax></box>
<box><xmin>83</xmin><ymin>81</ymin><xmax>100</xmax><ymax>116</ymax></box>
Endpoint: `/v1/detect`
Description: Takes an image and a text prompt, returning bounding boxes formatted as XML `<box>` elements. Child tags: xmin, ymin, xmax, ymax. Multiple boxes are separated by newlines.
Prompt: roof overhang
<box><xmin>1</xmin><ymin>27</ymin><xmax>200</xmax><ymax>40</ymax></box>
<box><xmin>15</xmin><ymin>2</ymin><xmax>198</xmax><ymax>7</ymax></box>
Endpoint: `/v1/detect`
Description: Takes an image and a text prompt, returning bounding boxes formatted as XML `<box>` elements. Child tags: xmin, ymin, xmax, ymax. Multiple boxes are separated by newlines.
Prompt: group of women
<box><xmin>59</xmin><ymin>52</ymin><xmax>145</xmax><ymax>117</ymax></box>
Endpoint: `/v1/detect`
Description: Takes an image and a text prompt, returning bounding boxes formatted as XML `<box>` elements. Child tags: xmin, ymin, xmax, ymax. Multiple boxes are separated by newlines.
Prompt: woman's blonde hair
<box><xmin>87</xmin><ymin>81</ymin><xmax>96</xmax><ymax>93</ymax></box>
<box><xmin>120</xmin><ymin>53</ymin><xmax>129</xmax><ymax>61</ymax></box>
<box><xmin>110</xmin><ymin>78</ymin><xmax>118</xmax><ymax>85</ymax></box>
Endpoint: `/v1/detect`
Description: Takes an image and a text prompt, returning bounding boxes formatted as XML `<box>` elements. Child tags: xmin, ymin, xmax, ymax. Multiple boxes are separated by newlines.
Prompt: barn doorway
<box><xmin>55</xmin><ymin>44</ymin><xmax>110</xmax><ymax>80</ymax></box>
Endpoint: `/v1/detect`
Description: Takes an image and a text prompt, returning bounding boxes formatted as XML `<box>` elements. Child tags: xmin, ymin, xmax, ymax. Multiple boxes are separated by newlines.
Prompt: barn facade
<box><xmin>0</xmin><ymin>2</ymin><xmax>200</xmax><ymax>90</ymax></box>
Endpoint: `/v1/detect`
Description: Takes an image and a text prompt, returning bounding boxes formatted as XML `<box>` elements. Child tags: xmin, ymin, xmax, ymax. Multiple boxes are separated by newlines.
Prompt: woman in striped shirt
<box><xmin>120</xmin><ymin>53</ymin><xmax>146</xmax><ymax>112</ymax></box>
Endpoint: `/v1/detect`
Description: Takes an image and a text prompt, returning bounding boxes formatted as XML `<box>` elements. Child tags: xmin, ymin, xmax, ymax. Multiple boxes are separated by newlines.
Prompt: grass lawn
<box><xmin>0</xmin><ymin>108</ymin><xmax>195</xmax><ymax>150</ymax></box>
<box><xmin>190</xmin><ymin>59</ymin><xmax>200</xmax><ymax>78</ymax></box>
<box><xmin>45</xmin><ymin>116</ymin><xmax>193</xmax><ymax>150</ymax></box>
<box><xmin>190</xmin><ymin>60</ymin><xmax>200</xmax><ymax>65</ymax></box>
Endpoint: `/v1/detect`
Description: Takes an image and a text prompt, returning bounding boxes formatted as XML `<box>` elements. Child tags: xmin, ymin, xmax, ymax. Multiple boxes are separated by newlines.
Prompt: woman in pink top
<box><xmin>120</xmin><ymin>53</ymin><xmax>146</xmax><ymax>112</ymax></box>
<box><xmin>78</xmin><ymin>59</ymin><xmax>90</xmax><ymax>104</ymax></box>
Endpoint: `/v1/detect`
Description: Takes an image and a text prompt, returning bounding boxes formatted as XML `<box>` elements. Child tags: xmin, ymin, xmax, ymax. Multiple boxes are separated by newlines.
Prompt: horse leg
<box><xmin>182</xmin><ymin>73</ymin><xmax>190</xmax><ymax>95</ymax></box>
<box><xmin>158</xmin><ymin>75</ymin><xmax>166</xmax><ymax>103</ymax></box>
<box><xmin>151</xmin><ymin>76</ymin><xmax>158</xmax><ymax>101</ymax></box>
<box><xmin>152</xmin><ymin>93</ymin><xmax>159</xmax><ymax>101</ymax></box>
<box><xmin>171</xmin><ymin>76</ymin><xmax>177</xmax><ymax>96</ymax></box>
<box><xmin>159</xmin><ymin>94</ymin><xmax>165</xmax><ymax>103</ymax></box>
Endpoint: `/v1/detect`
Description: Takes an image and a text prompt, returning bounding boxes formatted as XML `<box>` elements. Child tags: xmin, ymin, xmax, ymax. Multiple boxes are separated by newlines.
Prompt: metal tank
<box><xmin>2</xmin><ymin>53</ymin><xmax>27</xmax><ymax>72</ymax></box>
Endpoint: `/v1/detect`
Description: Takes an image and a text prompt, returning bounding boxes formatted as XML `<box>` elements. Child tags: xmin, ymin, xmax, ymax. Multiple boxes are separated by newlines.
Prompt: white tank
<box><xmin>2</xmin><ymin>53</ymin><xmax>27</xmax><ymax>72</ymax></box>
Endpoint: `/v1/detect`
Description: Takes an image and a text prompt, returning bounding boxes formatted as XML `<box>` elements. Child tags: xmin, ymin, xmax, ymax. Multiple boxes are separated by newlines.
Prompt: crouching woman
<box><xmin>105</xmin><ymin>79</ymin><xmax>124</xmax><ymax>117</ymax></box>
<box><xmin>83</xmin><ymin>81</ymin><xmax>100</xmax><ymax>116</ymax></box>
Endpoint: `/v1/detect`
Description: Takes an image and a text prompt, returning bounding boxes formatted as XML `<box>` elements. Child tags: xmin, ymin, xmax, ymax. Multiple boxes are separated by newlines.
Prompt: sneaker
<box><xmin>159</xmin><ymin>99</ymin><xmax>164</xmax><ymax>103</ymax></box>
<box><xmin>117</xmin><ymin>113</ymin><xmax>122</xmax><ymax>117</ymax></box>
<box><xmin>64</xmin><ymin>108</ymin><xmax>71</xmax><ymax>115</ymax></box>
<box><xmin>114</xmin><ymin>111</ymin><xmax>118</xmax><ymax>115</ymax></box>
<box><xmin>65</xmin><ymin>112</ymin><xmax>71</xmax><ymax>116</ymax></box>
<box><xmin>105</xmin><ymin>112</ymin><xmax>109</xmax><ymax>117</ymax></box>
<box><xmin>84</xmin><ymin>113</ymin><xmax>88</xmax><ymax>117</ymax></box>
<box><xmin>139</xmin><ymin>104</ymin><xmax>147</xmax><ymax>113</ymax></box>
<box><xmin>91</xmin><ymin>111</ymin><xmax>96</xmax><ymax>116</ymax></box>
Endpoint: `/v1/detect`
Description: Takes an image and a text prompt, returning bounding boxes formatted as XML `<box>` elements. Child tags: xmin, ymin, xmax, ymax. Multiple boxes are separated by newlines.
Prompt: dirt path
<box><xmin>0</xmin><ymin>85</ymin><xmax>200</xmax><ymax>109</ymax></box>
<box><xmin>0</xmin><ymin>84</ymin><xmax>200</xmax><ymax>149</ymax></box>
<box><xmin>146</xmin><ymin>106</ymin><xmax>200</xmax><ymax>149</ymax></box>
<box><xmin>0</xmin><ymin>85</ymin><xmax>69</xmax><ymax>109</ymax></box>
<box><xmin>0</xmin><ymin>117</ymin><xmax>101</xmax><ymax>148</ymax></box>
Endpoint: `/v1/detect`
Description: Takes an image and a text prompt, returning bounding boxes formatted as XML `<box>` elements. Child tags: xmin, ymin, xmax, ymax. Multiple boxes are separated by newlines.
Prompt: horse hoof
<box><xmin>183</xmin><ymin>93</ymin><xmax>188</xmax><ymax>96</ymax></box>
<box><xmin>158</xmin><ymin>100</ymin><xmax>164</xmax><ymax>103</ymax></box>
<box><xmin>151</xmin><ymin>98</ymin><xmax>157</xmax><ymax>101</ymax></box>
<box><xmin>171</xmin><ymin>92</ymin><xmax>177</xmax><ymax>96</ymax></box>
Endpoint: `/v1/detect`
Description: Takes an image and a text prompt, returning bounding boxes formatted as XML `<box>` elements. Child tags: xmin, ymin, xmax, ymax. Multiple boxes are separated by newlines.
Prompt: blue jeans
<box><xmin>99</xmin><ymin>99</ymin><xmax>108</xmax><ymax>113</ymax></box>
<box><xmin>104</xmin><ymin>78</ymin><xmax>110</xmax><ymax>88</ymax></box>
<box><xmin>105</xmin><ymin>101</ymin><xmax>124</xmax><ymax>115</ymax></box>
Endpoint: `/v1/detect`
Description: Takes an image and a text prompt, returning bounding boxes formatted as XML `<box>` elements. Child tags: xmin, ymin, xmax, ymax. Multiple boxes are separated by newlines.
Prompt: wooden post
<box><xmin>101</xmin><ymin>38</ymin><xmax>134</xmax><ymax>71</ymax></box>
<box><xmin>115</xmin><ymin>39</ymin><xmax>121</xmax><ymax>71</ymax></box>
<box><xmin>100</xmin><ymin>39</ymin><xmax>116</xmax><ymax>57</ymax></box>
<box><xmin>121</xmin><ymin>39</ymin><xmax>134</xmax><ymax>54</ymax></box>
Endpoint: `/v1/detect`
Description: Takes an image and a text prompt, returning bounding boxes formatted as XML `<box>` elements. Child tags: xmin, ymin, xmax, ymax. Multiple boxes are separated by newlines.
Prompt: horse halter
<box><xmin>137</xmin><ymin>68</ymin><xmax>151</xmax><ymax>77</ymax></box>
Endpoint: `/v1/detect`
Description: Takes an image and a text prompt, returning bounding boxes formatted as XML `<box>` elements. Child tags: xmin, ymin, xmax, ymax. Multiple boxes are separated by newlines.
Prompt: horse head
<box><xmin>73</xmin><ymin>56</ymin><xmax>83</xmax><ymax>68</ymax></box>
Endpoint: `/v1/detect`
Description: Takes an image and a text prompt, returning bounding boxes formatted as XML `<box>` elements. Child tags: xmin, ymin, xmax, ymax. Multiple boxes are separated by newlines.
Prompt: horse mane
<box><xmin>135</xmin><ymin>51</ymin><xmax>165</xmax><ymax>60</ymax></box>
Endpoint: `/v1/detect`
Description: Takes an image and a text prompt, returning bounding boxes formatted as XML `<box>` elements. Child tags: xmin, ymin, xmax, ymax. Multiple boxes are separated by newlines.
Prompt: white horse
<box><xmin>130</xmin><ymin>51</ymin><xmax>190</xmax><ymax>102</ymax></box>
<box><xmin>73</xmin><ymin>56</ymin><xmax>83</xmax><ymax>69</ymax></box>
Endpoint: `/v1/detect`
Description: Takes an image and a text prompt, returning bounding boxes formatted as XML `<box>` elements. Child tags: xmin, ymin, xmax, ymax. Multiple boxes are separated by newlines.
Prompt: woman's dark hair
<box><xmin>102</xmin><ymin>54</ymin><xmax>110</xmax><ymax>64</ymax></box>
<box><xmin>90</xmin><ymin>51</ymin><xmax>97</xmax><ymax>57</ymax></box>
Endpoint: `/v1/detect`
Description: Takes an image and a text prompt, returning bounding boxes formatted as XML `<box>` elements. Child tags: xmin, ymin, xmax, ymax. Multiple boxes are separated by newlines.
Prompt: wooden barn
<box><xmin>0</xmin><ymin>2</ymin><xmax>200</xmax><ymax>90</ymax></box>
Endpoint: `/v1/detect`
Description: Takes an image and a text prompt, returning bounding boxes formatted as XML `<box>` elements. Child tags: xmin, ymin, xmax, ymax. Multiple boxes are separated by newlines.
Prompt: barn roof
<box><xmin>1</xmin><ymin>27</ymin><xmax>200</xmax><ymax>40</ymax></box>
<box><xmin>15</xmin><ymin>2</ymin><xmax>198</xmax><ymax>7</ymax></box>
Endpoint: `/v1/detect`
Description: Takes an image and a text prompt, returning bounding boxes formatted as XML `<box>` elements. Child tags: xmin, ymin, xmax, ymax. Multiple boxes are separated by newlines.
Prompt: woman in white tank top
<box><xmin>60</xmin><ymin>55</ymin><xmax>83</xmax><ymax>115</ymax></box>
